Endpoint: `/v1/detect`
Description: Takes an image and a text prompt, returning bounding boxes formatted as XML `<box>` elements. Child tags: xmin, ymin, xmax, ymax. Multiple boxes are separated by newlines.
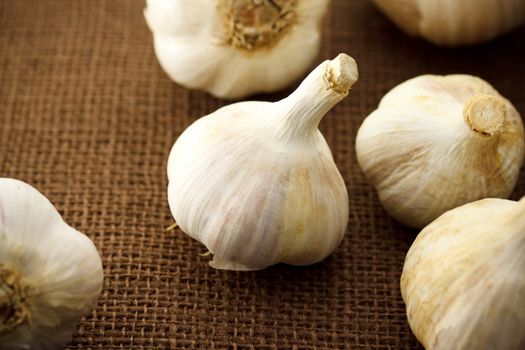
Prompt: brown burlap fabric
<box><xmin>1</xmin><ymin>0</ymin><xmax>524</xmax><ymax>348</ymax></box>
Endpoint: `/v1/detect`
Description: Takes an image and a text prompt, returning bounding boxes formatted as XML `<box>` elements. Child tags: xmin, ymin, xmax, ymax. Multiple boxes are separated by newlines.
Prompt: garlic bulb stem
<box><xmin>277</xmin><ymin>54</ymin><xmax>358</xmax><ymax>138</ymax></box>
<box><xmin>464</xmin><ymin>94</ymin><xmax>507</xmax><ymax>137</ymax></box>
<box><xmin>0</xmin><ymin>264</ymin><xmax>32</xmax><ymax>335</ymax></box>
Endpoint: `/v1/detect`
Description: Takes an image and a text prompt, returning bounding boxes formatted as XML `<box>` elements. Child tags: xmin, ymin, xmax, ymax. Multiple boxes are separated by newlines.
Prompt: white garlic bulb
<box><xmin>167</xmin><ymin>54</ymin><xmax>358</xmax><ymax>271</ymax></box>
<box><xmin>401</xmin><ymin>197</ymin><xmax>525</xmax><ymax>349</ymax></box>
<box><xmin>0</xmin><ymin>178</ymin><xmax>103</xmax><ymax>349</ymax></box>
<box><xmin>355</xmin><ymin>74</ymin><xmax>525</xmax><ymax>229</ymax></box>
<box><xmin>372</xmin><ymin>0</ymin><xmax>525</xmax><ymax>46</ymax></box>
<box><xmin>144</xmin><ymin>0</ymin><xmax>330</xmax><ymax>99</ymax></box>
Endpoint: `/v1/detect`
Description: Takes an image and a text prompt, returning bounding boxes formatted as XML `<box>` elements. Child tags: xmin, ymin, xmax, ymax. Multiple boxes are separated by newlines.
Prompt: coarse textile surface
<box><xmin>1</xmin><ymin>0</ymin><xmax>524</xmax><ymax>349</ymax></box>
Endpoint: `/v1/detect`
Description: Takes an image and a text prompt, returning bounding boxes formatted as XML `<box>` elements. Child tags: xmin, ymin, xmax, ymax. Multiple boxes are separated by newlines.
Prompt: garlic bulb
<box><xmin>144</xmin><ymin>0</ymin><xmax>330</xmax><ymax>99</ymax></box>
<box><xmin>167</xmin><ymin>54</ymin><xmax>357</xmax><ymax>271</ymax></box>
<box><xmin>401</xmin><ymin>197</ymin><xmax>525</xmax><ymax>349</ymax></box>
<box><xmin>0</xmin><ymin>178</ymin><xmax>103</xmax><ymax>349</ymax></box>
<box><xmin>372</xmin><ymin>0</ymin><xmax>525</xmax><ymax>46</ymax></box>
<box><xmin>355</xmin><ymin>74</ymin><xmax>525</xmax><ymax>229</ymax></box>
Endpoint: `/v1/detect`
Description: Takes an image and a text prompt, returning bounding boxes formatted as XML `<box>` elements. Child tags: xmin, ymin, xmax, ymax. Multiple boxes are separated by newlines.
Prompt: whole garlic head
<box><xmin>167</xmin><ymin>54</ymin><xmax>358</xmax><ymax>271</ymax></box>
<box><xmin>401</xmin><ymin>197</ymin><xmax>525</xmax><ymax>349</ymax></box>
<box><xmin>144</xmin><ymin>0</ymin><xmax>330</xmax><ymax>99</ymax></box>
<box><xmin>372</xmin><ymin>0</ymin><xmax>525</xmax><ymax>46</ymax></box>
<box><xmin>0</xmin><ymin>178</ymin><xmax>103</xmax><ymax>349</ymax></box>
<box><xmin>355</xmin><ymin>75</ymin><xmax>525</xmax><ymax>229</ymax></box>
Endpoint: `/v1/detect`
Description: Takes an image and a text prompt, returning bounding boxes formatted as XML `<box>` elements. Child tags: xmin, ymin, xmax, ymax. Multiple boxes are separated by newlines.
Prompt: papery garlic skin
<box><xmin>355</xmin><ymin>75</ymin><xmax>524</xmax><ymax>229</ymax></box>
<box><xmin>0</xmin><ymin>178</ymin><xmax>103</xmax><ymax>350</ymax></box>
<box><xmin>144</xmin><ymin>0</ymin><xmax>330</xmax><ymax>99</ymax></box>
<box><xmin>372</xmin><ymin>0</ymin><xmax>525</xmax><ymax>46</ymax></box>
<box><xmin>167</xmin><ymin>54</ymin><xmax>357</xmax><ymax>271</ymax></box>
<box><xmin>401</xmin><ymin>198</ymin><xmax>525</xmax><ymax>349</ymax></box>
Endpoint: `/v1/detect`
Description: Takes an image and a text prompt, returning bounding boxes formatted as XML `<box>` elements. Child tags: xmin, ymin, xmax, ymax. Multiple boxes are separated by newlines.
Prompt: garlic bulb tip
<box><xmin>464</xmin><ymin>94</ymin><xmax>506</xmax><ymax>136</ymax></box>
<box><xmin>325</xmin><ymin>54</ymin><xmax>358</xmax><ymax>94</ymax></box>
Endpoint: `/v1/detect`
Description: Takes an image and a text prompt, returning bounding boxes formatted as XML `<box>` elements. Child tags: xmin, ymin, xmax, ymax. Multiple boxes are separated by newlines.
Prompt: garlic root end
<box><xmin>165</xmin><ymin>222</ymin><xmax>178</xmax><ymax>231</ymax></box>
<box><xmin>0</xmin><ymin>264</ymin><xmax>33</xmax><ymax>335</ymax></box>
<box><xmin>209</xmin><ymin>256</ymin><xmax>263</xmax><ymax>271</ymax></box>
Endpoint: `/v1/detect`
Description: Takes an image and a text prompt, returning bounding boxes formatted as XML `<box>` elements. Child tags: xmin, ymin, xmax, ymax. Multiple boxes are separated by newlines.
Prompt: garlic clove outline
<box><xmin>167</xmin><ymin>53</ymin><xmax>358</xmax><ymax>271</ymax></box>
<box><xmin>0</xmin><ymin>178</ymin><xmax>103</xmax><ymax>350</ymax></box>
<box><xmin>401</xmin><ymin>196</ymin><xmax>525</xmax><ymax>349</ymax></box>
<box><xmin>355</xmin><ymin>74</ymin><xmax>525</xmax><ymax>229</ymax></box>
<box><xmin>372</xmin><ymin>0</ymin><xmax>525</xmax><ymax>46</ymax></box>
<box><xmin>144</xmin><ymin>0</ymin><xmax>331</xmax><ymax>99</ymax></box>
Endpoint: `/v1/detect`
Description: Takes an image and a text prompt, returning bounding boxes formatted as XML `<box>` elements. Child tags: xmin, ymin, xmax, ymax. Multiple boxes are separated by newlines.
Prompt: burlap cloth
<box><xmin>1</xmin><ymin>0</ymin><xmax>524</xmax><ymax>348</ymax></box>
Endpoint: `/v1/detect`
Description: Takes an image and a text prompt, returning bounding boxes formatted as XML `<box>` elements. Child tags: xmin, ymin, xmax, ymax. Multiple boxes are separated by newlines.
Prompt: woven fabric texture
<box><xmin>1</xmin><ymin>0</ymin><xmax>524</xmax><ymax>348</ymax></box>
